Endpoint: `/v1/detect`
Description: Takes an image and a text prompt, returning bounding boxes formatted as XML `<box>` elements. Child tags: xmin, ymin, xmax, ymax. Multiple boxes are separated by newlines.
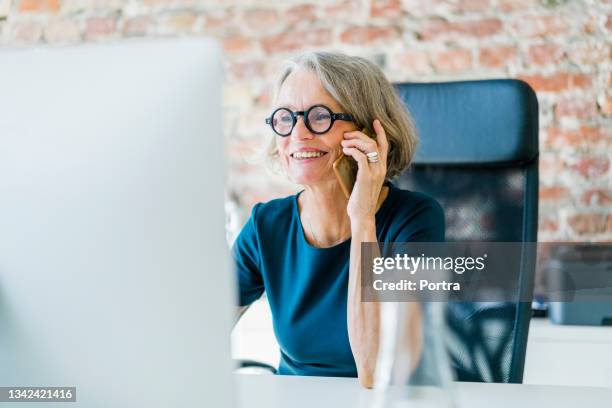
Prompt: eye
<box><xmin>308</xmin><ymin>107</ymin><xmax>332</xmax><ymax>123</ymax></box>
<box><xmin>273</xmin><ymin>109</ymin><xmax>293</xmax><ymax>124</ymax></box>
<box><xmin>313</xmin><ymin>112</ymin><xmax>331</xmax><ymax>121</ymax></box>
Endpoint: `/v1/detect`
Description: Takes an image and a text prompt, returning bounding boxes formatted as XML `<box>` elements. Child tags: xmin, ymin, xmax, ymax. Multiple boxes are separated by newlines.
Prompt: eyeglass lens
<box><xmin>271</xmin><ymin>106</ymin><xmax>333</xmax><ymax>136</ymax></box>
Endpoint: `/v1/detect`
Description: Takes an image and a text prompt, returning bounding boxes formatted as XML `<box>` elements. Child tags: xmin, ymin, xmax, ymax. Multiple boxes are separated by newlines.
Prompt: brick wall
<box><xmin>1</xmin><ymin>0</ymin><xmax>610</xmax><ymax>241</ymax></box>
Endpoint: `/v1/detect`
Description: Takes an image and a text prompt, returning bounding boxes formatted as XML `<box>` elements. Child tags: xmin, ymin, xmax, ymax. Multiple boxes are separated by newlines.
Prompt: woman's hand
<box><xmin>341</xmin><ymin>119</ymin><xmax>389</xmax><ymax>224</ymax></box>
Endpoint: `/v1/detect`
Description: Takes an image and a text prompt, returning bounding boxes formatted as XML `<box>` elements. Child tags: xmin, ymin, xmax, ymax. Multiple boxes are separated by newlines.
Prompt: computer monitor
<box><xmin>0</xmin><ymin>38</ymin><xmax>234</xmax><ymax>407</ymax></box>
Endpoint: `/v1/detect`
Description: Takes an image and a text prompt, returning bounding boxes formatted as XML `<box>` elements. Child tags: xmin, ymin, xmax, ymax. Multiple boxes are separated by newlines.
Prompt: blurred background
<box><xmin>1</xmin><ymin>0</ymin><xmax>609</xmax><ymax>242</ymax></box>
<box><xmin>1</xmin><ymin>0</ymin><xmax>610</xmax><ymax>383</ymax></box>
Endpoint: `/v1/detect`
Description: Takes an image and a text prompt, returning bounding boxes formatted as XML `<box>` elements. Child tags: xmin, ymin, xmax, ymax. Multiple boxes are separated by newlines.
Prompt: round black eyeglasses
<box><xmin>265</xmin><ymin>104</ymin><xmax>354</xmax><ymax>137</ymax></box>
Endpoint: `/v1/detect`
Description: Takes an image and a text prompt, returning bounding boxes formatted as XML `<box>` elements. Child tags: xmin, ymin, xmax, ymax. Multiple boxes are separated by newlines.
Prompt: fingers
<box><xmin>343</xmin><ymin>120</ymin><xmax>389</xmax><ymax>163</ymax></box>
<box><xmin>341</xmin><ymin>137</ymin><xmax>377</xmax><ymax>155</ymax></box>
<box><xmin>342</xmin><ymin>147</ymin><xmax>369</xmax><ymax>170</ymax></box>
<box><xmin>372</xmin><ymin>119</ymin><xmax>389</xmax><ymax>162</ymax></box>
<box><xmin>342</xmin><ymin>146</ymin><xmax>386</xmax><ymax>180</ymax></box>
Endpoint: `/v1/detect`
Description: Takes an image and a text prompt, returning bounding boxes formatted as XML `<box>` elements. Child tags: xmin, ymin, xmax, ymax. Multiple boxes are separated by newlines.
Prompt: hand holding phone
<box><xmin>333</xmin><ymin>128</ymin><xmax>373</xmax><ymax>199</ymax></box>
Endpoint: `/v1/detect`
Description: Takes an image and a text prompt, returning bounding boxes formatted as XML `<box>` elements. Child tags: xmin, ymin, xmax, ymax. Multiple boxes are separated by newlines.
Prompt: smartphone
<box><xmin>333</xmin><ymin>154</ymin><xmax>356</xmax><ymax>199</ymax></box>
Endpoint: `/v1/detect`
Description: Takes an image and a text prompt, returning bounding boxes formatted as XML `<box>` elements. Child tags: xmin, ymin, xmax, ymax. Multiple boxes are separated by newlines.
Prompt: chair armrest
<box><xmin>234</xmin><ymin>359</ymin><xmax>277</xmax><ymax>374</ymax></box>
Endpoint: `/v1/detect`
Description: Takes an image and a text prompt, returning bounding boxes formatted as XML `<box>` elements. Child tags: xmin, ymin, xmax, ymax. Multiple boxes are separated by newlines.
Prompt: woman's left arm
<box><xmin>341</xmin><ymin>120</ymin><xmax>388</xmax><ymax>388</ymax></box>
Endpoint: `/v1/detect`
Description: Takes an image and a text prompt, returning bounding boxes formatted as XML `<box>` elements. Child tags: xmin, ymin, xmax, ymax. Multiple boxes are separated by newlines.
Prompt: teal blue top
<box><xmin>232</xmin><ymin>182</ymin><xmax>445</xmax><ymax>377</ymax></box>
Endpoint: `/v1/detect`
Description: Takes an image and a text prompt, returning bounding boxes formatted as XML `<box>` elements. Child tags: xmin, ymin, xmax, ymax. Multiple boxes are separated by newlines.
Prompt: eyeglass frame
<box><xmin>265</xmin><ymin>104</ymin><xmax>355</xmax><ymax>137</ymax></box>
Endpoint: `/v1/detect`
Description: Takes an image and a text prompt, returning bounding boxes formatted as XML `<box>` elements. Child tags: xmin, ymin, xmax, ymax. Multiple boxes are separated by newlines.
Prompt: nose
<box><xmin>290</xmin><ymin>115</ymin><xmax>314</xmax><ymax>141</ymax></box>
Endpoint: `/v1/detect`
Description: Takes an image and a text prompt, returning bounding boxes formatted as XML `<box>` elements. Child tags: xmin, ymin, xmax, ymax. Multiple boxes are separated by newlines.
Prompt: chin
<box><xmin>288</xmin><ymin>173</ymin><xmax>320</xmax><ymax>186</ymax></box>
<box><xmin>288</xmin><ymin>170</ymin><xmax>335</xmax><ymax>186</ymax></box>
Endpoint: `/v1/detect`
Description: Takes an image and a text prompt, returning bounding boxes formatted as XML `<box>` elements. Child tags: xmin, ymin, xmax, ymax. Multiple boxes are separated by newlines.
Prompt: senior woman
<box><xmin>232</xmin><ymin>52</ymin><xmax>444</xmax><ymax>388</ymax></box>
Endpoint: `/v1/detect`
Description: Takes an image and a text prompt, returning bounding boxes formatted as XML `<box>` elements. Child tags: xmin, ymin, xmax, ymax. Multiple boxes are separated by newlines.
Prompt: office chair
<box><xmin>394</xmin><ymin>79</ymin><xmax>539</xmax><ymax>383</ymax></box>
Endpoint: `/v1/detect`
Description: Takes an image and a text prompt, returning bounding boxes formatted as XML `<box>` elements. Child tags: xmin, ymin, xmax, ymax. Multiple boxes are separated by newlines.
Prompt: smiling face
<box><xmin>274</xmin><ymin>69</ymin><xmax>357</xmax><ymax>186</ymax></box>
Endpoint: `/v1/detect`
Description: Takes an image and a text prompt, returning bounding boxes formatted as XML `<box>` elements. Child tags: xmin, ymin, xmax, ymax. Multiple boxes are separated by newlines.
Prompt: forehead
<box><xmin>275</xmin><ymin>69</ymin><xmax>341</xmax><ymax>111</ymax></box>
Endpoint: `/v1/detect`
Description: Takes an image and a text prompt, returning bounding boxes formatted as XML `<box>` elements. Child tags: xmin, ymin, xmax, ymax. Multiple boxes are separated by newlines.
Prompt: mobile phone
<box><xmin>333</xmin><ymin>154</ymin><xmax>356</xmax><ymax>199</ymax></box>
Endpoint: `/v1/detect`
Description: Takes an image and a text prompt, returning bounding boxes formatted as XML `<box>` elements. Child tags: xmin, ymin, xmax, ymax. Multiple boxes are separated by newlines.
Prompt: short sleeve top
<box><xmin>232</xmin><ymin>182</ymin><xmax>445</xmax><ymax>377</ymax></box>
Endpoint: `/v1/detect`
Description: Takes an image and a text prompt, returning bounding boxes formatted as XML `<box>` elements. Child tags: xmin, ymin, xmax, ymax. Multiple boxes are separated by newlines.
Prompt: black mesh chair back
<box><xmin>394</xmin><ymin>80</ymin><xmax>539</xmax><ymax>383</ymax></box>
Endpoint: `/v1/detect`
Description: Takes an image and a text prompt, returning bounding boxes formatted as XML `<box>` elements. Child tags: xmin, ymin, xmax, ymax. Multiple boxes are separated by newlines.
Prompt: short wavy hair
<box><xmin>267</xmin><ymin>51</ymin><xmax>418</xmax><ymax>180</ymax></box>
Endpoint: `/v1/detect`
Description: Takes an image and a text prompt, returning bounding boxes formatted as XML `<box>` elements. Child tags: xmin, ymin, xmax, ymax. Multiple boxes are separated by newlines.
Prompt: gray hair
<box><xmin>267</xmin><ymin>51</ymin><xmax>418</xmax><ymax>180</ymax></box>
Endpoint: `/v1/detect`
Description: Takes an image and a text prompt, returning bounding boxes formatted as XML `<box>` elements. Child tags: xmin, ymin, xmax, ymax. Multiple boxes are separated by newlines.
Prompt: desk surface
<box><xmin>236</xmin><ymin>374</ymin><xmax>612</xmax><ymax>408</ymax></box>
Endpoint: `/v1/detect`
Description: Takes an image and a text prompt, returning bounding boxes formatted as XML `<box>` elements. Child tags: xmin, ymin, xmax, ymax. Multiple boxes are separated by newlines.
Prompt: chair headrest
<box><xmin>395</xmin><ymin>79</ymin><xmax>539</xmax><ymax>166</ymax></box>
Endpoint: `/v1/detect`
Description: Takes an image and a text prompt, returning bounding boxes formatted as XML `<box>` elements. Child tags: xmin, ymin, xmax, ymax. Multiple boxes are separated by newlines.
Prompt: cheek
<box><xmin>325</xmin><ymin>132</ymin><xmax>345</xmax><ymax>156</ymax></box>
<box><xmin>275</xmin><ymin>138</ymin><xmax>290</xmax><ymax>165</ymax></box>
<box><xmin>275</xmin><ymin>137</ymin><xmax>288</xmax><ymax>155</ymax></box>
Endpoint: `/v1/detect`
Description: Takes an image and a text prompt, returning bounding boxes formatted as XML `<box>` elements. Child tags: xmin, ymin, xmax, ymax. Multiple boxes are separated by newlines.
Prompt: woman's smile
<box><xmin>290</xmin><ymin>148</ymin><xmax>329</xmax><ymax>162</ymax></box>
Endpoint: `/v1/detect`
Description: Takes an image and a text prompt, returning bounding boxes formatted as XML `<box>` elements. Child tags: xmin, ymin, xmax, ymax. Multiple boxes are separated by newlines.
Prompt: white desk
<box><xmin>524</xmin><ymin>318</ymin><xmax>612</xmax><ymax>387</ymax></box>
<box><xmin>236</xmin><ymin>374</ymin><xmax>612</xmax><ymax>408</ymax></box>
<box><xmin>234</xmin><ymin>303</ymin><xmax>612</xmax><ymax>388</ymax></box>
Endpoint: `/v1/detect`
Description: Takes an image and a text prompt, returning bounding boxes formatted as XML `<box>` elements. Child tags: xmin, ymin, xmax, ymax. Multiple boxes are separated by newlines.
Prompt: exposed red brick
<box><xmin>539</xmin><ymin>186</ymin><xmax>570</xmax><ymax>202</ymax></box>
<box><xmin>285</xmin><ymin>4</ymin><xmax>317</xmax><ymax>27</ymax></box>
<box><xmin>539</xmin><ymin>152</ymin><xmax>564</xmax><ymax>174</ymax></box>
<box><xmin>222</xmin><ymin>36</ymin><xmax>254</xmax><ymax>55</ymax></box>
<box><xmin>518</xmin><ymin>73</ymin><xmax>592</xmax><ymax>92</ymax></box>
<box><xmin>371</xmin><ymin>0</ymin><xmax>402</xmax><ymax>18</ymax></box>
<box><xmin>324</xmin><ymin>0</ymin><xmax>361</xmax><ymax>21</ymax></box>
<box><xmin>229</xmin><ymin>61</ymin><xmax>265</xmax><ymax>81</ymax></box>
<box><xmin>243</xmin><ymin>8</ymin><xmax>279</xmax><ymax>34</ymax></box>
<box><xmin>526</xmin><ymin>43</ymin><xmax>564</xmax><ymax>66</ymax></box>
<box><xmin>85</xmin><ymin>17</ymin><xmax>116</xmax><ymax>41</ymax></box>
<box><xmin>261</xmin><ymin>28</ymin><xmax>331</xmax><ymax>54</ymax></box>
<box><xmin>554</xmin><ymin>98</ymin><xmax>597</xmax><ymax>120</ymax></box>
<box><xmin>141</xmin><ymin>0</ymin><xmax>185</xmax><ymax>6</ymax></box>
<box><xmin>12</xmin><ymin>20</ymin><xmax>43</xmax><ymax>44</ymax></box>
<box><xmin>581</xmin><ymin>189</ymin><xmax>612</xmax><ymax>206</ymax></box>
<box><xmin>582</xmin><ymin>15</ymin><xmax>599</xmax><ymax>34</ymax></box>
<box><xmin>545</xmin><ymin>126</ymin><xmax>607</xmax><ymax>149</ymax></box>
<box><xmin>478</xmin><ymin>46</ymin><xmax>517</xmax><ymax>68</ymax></box>
<box><xmin>570</xmin><ymin>156</ymin><xmax>609</xmax><ymax>179</ymax></box>
<box><xmin>567</xmin><ymin>42</ymin><xmax>609</xmax><ymax>65</ymax></box>
<box><xmin>340</xmin><ymin>26</ymin><xmax>399</xmax><ymax>44</ymax></box>
<box><xmin>567</xmin><ymin>213</ymin><xmax>608</xmax><ymax>235</ymax></box>
<box><xmin>512</xmin><ymin>15</ymin><xmax>569</xmax><ymax>37</ymax></box>
<box><xmin>255</xmin><ymin>87</ymin><xmax>272</xmax><ymax>106</ymax></box>
<box><xmin>397</xmin><ymin>50</ymin><xmax>431</xmax><ymax>74</ymax></box>
<box><xmin>571</xmin><ymin>73</ymin><xmax>592</xmax><ymax>88</ymax></box>
<box><xmin>419</xmin><ymin>18</ymin><xmax>502</xmax><ymax>40</ymax></box>
<box><xmin>431</xmin><ymin>49</ymin><xmax>472</xmax><ymax>73</ymax></box>
<box><xmin>456</xmin><ymin>0</ymin><xmax>490</xmax><ymax>13</ymax></box>
<box><xmin>161</xmin><ymin>11</ymin><xmax>197</xmax><ymax>33</ymax></box>
<box><xmin>20</xmin><ymin>0</ymin><xmax>59</xmax><ymax>12</ymax></box>
<box><xmin>123</xmin><ymin>16</ymin><xmax>152</xmax><ymax>37</ymax></box>
<box><xmin>203</xmin><ymin>12</ymin><xmax>234</xmax><ymax>35</ymax></box>
<box><xmin>497</xmin><ymin>0</ymin><xmax>536</xmax><ymax>12</ymax></box>
<box><xmin>538</xmin><ymin>215</ymin><xmax>559</xmax><ymax>232</ymax></box>
<box><xmin>606</xmin><ymin>14</ymin><xmax>612</xmax><ymax>31</ymax></box>
<box><xmin>44</xmin><ymin>18</ymin><xmax>80</xmax><ymax>43</ymax></box>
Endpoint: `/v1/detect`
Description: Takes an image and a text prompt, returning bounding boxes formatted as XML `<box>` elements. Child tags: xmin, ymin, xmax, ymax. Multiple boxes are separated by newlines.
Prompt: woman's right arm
<box><xmin>232</xmin><ymin>203</ymin><xmax>264</xmax><ymax>324</ymax></box>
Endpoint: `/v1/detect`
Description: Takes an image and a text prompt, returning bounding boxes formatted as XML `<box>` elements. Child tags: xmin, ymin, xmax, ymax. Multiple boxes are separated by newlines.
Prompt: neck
<box><xmin>299</xmin><ymin>180</ymin><xmax>351</xmax><ymax>248</ymax></box>
<box><xmin>298</xmin><ymin>180</ymin><xmax>389</xmax><ymax>248</ymax></box>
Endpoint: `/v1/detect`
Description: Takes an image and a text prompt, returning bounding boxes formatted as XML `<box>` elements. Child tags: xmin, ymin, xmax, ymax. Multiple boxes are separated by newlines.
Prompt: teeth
<box><xmin>293</xmin><ymin>151</ymin><xmax>324</xmax><ymax>159</ymax></box>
